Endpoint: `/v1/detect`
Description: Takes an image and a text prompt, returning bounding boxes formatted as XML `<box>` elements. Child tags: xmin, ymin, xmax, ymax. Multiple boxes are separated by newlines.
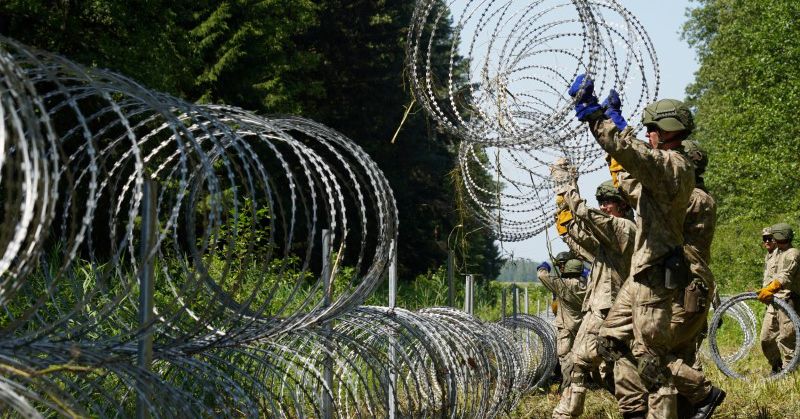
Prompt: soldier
<box><xmin>667</xmin><ymin>140</ymin><xmax>725</xmax><ymax>419</ymax></box>
<box><xmin>757</xmin><ymin>223</ymin><xmax>800</xmax><ymax>372</ymax></box>
<box><xmin>592</xmin><ymin>129</ymin><xmax>724</xmax><ymax>418</ymax></box>
<box><xmin>538</xmin><ymin>257</ymin><xmax>588</xmax><ymax>390</ymax></box>
<box><xmin>569</xmin><ymin>75</ymin><xmax>697</xmax><ymax>418</ymax></box>
<box><xmin>545</xmin><ymin>251</ymin><xmax>581</xmax><ymax>315</ymax></box>
<box><xmin>549</xmin><ymin>178</ymin><xmax>636</xmax><ymax>419</ymax></box>
<box><xmin>758</xmin><ymin>226</ymin><xmax>780</xmax><ymax>372</ymax></box>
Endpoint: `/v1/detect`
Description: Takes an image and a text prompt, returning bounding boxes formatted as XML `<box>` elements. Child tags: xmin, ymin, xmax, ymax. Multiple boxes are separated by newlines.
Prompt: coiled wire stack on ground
<box><xmin>0</xmin><ymin>37</ymin><xmax>556</xmax><ymax>417</ymax></box>
<box><xmin>699</xmin><ymin>294</ymin><xmax>758</xmax><ymax>365</ymax></box>
<box><xmin>708</xmin><ymin>292</ymin><xmax>800</xmax><ymax>381</ymax></box>
<box><xmin>407</xmin><ymin>0</ymin><xmax>660</xmax><ymax>239</ymax></box>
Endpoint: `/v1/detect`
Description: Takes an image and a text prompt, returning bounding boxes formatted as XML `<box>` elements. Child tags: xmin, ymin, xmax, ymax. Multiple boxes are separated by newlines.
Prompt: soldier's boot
<box><xmin>622</xmin><ymin>412</ymin><xmax>647</xmax><ymax>419</ymax></box>
<box><xmin>770</xmin><ymin>362</ymin><xmax>783</xmax><ymax>374</ymax></box>
<box><xmin>688</xmin><ymin>386</ymin><xmax>726</xmax><ymax>419</ymax></box>
<box><xmin>552</xmin><ymin>384</ymin><xmax>586</xmax><ymax>419</ymax></box>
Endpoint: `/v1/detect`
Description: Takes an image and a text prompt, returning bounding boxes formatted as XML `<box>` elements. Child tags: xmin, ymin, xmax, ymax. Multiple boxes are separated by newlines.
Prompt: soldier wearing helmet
<box><xmin>758</xmin><ymin>222</ymin><xmax>800</xmax><ymax>372</ymax></box>
<box><xmin>548</xmin><ymin>172</ymin><xmax>635</xmax><ymax>419</ymax></box>
<box><xmin>596</xmin><ymin>137</ymin><xmax>724</xmax><ymax>419</ymax></box>
<box><xmin>663</xmin><ymin>139</ymin><xmax>723</xmax><ymax>419</ymax></box>
<box><xmin>537</xmin><ymin>253</ymin><xmax>588</xmax><ymax>392</ymax></box>
<box><xmin>567</xmin><ymin>74</ymin><xmax>717</xmax><ymax>419</ymax></box>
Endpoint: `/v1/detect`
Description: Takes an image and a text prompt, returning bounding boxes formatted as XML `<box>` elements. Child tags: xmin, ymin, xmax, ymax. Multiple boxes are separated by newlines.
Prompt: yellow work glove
<box><xmin>608</xmin><ymin>156</ymin><xmax>624</xmax><ymax>188</ymax></box>
<box><xmin>551</xmin><ymin>300</ymin><xmax>558</xmax><ymax>315</ymax></box>
<box><xmin>555</xmin><ymin>194</ymin><xmax>566</xmax><ymax>209</ymax></box>
<box><xmin>758</xmin><ymin>280</ymin><xmax>782</xmax><ymax>303</ymax></box>
<box><xmin>556</xmin><ymin>209</ymin><xmax>573</xmax><ymax>236</ymax></box>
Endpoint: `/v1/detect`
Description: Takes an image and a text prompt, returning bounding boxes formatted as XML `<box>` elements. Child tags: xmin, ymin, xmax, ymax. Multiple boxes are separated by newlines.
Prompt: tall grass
<box><xmin>511</xmin><ymin>321</ymin><xmax>800</xmax><ymax>419</ymax></box>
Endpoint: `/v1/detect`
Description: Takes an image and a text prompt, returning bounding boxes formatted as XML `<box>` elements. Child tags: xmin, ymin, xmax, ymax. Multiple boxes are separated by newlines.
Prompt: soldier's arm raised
<box><xmin>589</xmin><ymin>119</ymin><xmax>685</xmax><ymax>195</ymax></box>
<box><xmin>562</xmin><ymin>185</ymin><xmax>626</xmax><ymax>253</ymax></box>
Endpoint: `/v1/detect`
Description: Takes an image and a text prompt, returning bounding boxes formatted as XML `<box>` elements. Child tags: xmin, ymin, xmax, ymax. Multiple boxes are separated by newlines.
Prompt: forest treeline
<box><xmin>0</xmin><ymin>0</ymin><xmax>503</xmax><ymax>282</ymax></box>
<box><xmin>1</xmin><ymin>0</ymin><xmax>797</xmax><ymax>289</ymax></box>
<box><xmin>496</xmin><ymin>259</ymin><xmax>541</xmax><ymax>283</ymax></box>
<box><xmin>684</xmin><ymin>0</ymin><xmax>800</xmax><ymax>293</ymax></box>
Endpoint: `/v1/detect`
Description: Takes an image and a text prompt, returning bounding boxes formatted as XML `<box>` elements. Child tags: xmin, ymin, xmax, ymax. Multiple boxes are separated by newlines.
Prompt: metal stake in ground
<box><xmin>321</xmin><ymin>229</ymin><xmax>333</xmax><ymax>419</ymax></box>
<box><xmin>137</xmin><ymin>177</ymin><xmax>157</xmax><ymax>419</ymax></box>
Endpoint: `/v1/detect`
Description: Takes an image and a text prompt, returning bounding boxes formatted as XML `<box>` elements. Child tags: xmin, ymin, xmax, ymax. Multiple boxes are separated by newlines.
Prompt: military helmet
<box><xmin>642</xmin><ymin>99</ymin><xmax>694</xmax><ymax>133</ymax></box>
<box><xmin>554</xmin><ymin>251</ymin><xmax>575</xmax><ymax>264</ymax></box>
<box><xmin>681</xmin><ymin>140</ymin><xmax>708</xmax><ymax>175</ymax></box>
<box><xmin>562</xmin><ymin>259</ymin><xmax>584</xmax><ymax>276</ymax></box>
<box><xmin>596</xmin><ymin>180</ymin><xmax>624</xmax><ymax>203</ymax></box>
<box><xmin>771</xmin><ymin>223</ymin><xmax>794</xmax><ymax>242</ymax></box>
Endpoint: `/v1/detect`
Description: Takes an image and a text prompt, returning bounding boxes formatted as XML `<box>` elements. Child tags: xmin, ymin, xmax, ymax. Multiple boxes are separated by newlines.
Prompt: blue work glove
<box><xmin>582</xmin><ymin>267</ymin><xmax>590</xmax><ymax>279</ymax></box>
<box><xmin>537</xmin><ymin>261</ymin><xmax>552</xmax><ymax>272</ymax></box>
<box><xmin>602</xmin><ymin>89</ymin><xmax>627</xmax><ymax>130</ymax></box>
<box><xmin>568</xmin><ymin>74</ymin><xmax>601</xmax><ymax>121</ymax></box>
<box><xmin>568</xmin><ymin>74</ymin><xmax>595</xmax><ymax>101</ymax></box>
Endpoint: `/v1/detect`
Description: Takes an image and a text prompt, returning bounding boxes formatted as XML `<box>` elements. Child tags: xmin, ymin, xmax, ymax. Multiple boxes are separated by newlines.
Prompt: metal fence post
<box><xmin>388</xmin><ymin>239</ymin><xmax>397</xmax><ymax>419</ymax></box>
<box><xmin>464</xmin><ymin>275</ymin><xmax>474</xmax><ymax>315</ymax></box>
<box><xmin>524</xmin><ymin>287</ymin><xmax>529</xmax><ymax>314</ymax></box>
<box><xmin>512</xmin><ymin>284</ymin><xmax>518</xmax><ymax>319</ymax></box>
<box><xmin>137</xmin><ymin>177</ymin><xmax>157</xmax><ymax>419</ymax></box>
<box><xmin>447</xmin><ymin>250</ymin><xmax>454</xmax><ymax>307</ymax></box>
<box><xmin>501</xmin><ymin>287</ymin><xmax>506</xmax><ymax>322</ymax></box>
<box><xmin>321</xmin><ymin>229</ymin><xmax>333</xmax><ymax>419</ymax></box>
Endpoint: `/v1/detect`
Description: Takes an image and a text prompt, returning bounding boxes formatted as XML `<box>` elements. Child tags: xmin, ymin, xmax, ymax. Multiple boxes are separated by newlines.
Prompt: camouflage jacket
<box><xmin>763</xmin><ymin>250</ymin><xmax>777</xmax><ymax>287</ymax></box>
<box><xmin>590</xmin><ymin>119</ymin><xmax>695</xmax><ymax>277</ymax></box>
<box><xmin>537</xmin><ymin>268</ymin><xmax>587</xmax><ymax>333</ymax></box>
<box><xmin>561</xmin><ymin>183</ymin><xmax>635</xmax><ymax>313</ymax></box>
<box><xmin>765</xmin><ymin>247</ymin><xmax>800</xmax><ymax>299</ymax></box>
<box><xmin>561</xmin><ymin>216</ymin><xmax>599</xmax><ymax>263</ymax></box>
<box><xmin>683</xmin><ymin>187</ymin><xmax>717</xmax><ymax>289</ymax></box>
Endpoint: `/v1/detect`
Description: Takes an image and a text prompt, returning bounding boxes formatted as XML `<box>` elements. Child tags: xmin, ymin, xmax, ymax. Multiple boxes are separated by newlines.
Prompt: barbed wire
<box><xmin>699</xmin><ymin>294</ymin><xmax>758</xmax><ymax>365</ymax></box>
<box><xmin>407</xmin><ymin>0</ymin><xmax>660</xmax><ymax>240</ymax></box>
<box><xmin>0</xmin><ymin>36</ymin><xmax>560</xmax><ymax>417</ymax></box>
<box><xmin>708</xmin><ymin>292</ymin><xmax>800</xmax><ymax>381</ymax></box>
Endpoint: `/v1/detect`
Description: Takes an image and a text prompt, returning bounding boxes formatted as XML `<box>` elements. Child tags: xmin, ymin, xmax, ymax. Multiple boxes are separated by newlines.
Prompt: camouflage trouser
<box><xmin>553</xmin><ymin>310</ymin><xmax>605</xmax><ymax>418</ymax></box>
<box><xmin>556</xmin><ymin>324</ymin><xmax>579</xmax><ymax>388</ymax></box>
<box><xmin>599</xmin><ymin>268</ymin><xmax>678</xmax><ymax>417</ymax></box>
<box><xmin>667</xmin><ymin>292</ymin><xmax>713</xmax><ymax>405</ymax></box>
<box><xmin>599</xmin><ymin>274</ymin><xmax>713</xmax><ymax>416</ymax></box>
<box><xmin>761</xmin><ymin>303</ymin><xmax>796</xmax><ymax>368</ymax></box>
<box><xmin>597</xmin><ymin>278</ymin><xmax>648</xmax><ymax>415</ymax></box>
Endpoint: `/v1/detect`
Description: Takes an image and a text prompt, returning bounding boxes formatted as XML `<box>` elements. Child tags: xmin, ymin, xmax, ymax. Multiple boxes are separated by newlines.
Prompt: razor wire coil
<box><xmin>708</xmin><ymin>292</ymin><xmax>800</xmax><ymax>381</ymax></box>
<box><xmin>0</xmin><ymin>35</ymin><xmax>559</xmax><ymax>418</ymax></box>
<box><xmin>407</xmin><ymin>0</ymin><xmax>660</xmax><ymax>240</ymax></box>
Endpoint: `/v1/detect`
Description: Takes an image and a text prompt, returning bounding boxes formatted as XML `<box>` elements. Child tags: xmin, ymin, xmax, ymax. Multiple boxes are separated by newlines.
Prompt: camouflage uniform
<box><xmin>538</xmin><ymin>263</ymin><xmax>588</xmax><ymax>387</ymax></box>
<box><xmin>562</xmin><ymin>221</ymin><xmax>599</xmax><ymax>264</ymax></box>
<box><xmin>557</xmin><ymin>190</ymin><xmax>600</xmax><ymax>262</ymax></box>
<box><xmin>587</xmin><ymin>176</ymin><xmax>719</xmax><ymax>415</ymax></box>
<box><xmin>591</xmin><ymin>118</ymin><xmax>695</xmax><ymax>416</ymax></box>
<box><xmin>760</xmin><ymin>245</ymin><xmax>800</xmax><ymax>368</ymax></box>
<box><xmin>759</xmin><ymin>245</ymin><xmax>779</xmax><ymax>368</ymax></box>
<box><xmin>667</xmin><ymin>185</ymin><xmax>716</xmax><ymax>405</ymax></box>
<box><xmin>552</xmin><ymin>181</ymin><xmax>636</xmax><ymax>419</ymax></box>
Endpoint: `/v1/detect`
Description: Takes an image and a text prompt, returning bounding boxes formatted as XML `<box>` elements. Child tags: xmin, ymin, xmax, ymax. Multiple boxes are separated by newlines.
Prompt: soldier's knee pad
<box><xmin>597</xmin><ymin>335</ymin><xmax>624</xmax><ymax>362</ymax></box>
<box><xmin>637</xmin><ymin>354</ymin><xmax>671</xmax><ymax>392</ymax></box>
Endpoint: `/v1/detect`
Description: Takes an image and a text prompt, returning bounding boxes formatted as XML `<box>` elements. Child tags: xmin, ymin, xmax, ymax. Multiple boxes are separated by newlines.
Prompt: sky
<box><xmin>488</xmin><ymin>1</ymin><xmax>701</xmax><ymax>264</ymax></box>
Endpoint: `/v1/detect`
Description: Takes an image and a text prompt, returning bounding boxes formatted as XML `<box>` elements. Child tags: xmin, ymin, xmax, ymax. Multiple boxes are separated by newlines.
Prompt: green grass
<box><xmin>511</xmin><ymin>343</ymin><xmax>800</xmax><ymax>418</ymax></box>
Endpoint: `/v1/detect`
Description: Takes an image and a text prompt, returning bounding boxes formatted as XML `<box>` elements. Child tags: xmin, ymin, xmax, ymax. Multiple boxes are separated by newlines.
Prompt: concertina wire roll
<box><xmin>407</xmin><ymin>0</ymin><xmax>660</xmax><ymax>240</ymax></box>
<box><xmin>0</xmin><ymin>35</ymin><xmax>558</xmax><ymax>417</ymax></box>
